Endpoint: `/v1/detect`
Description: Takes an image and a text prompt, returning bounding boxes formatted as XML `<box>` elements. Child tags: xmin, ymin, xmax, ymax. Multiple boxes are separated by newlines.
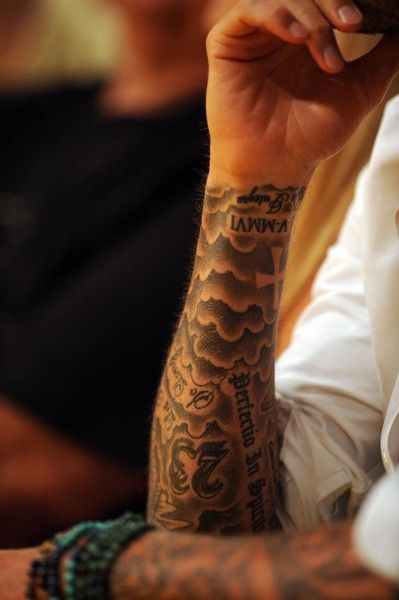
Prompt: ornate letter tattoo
<box><xmin>148</xmin><ymin>183</ymin><xmax>305</xmax><ymax>534</ymax></box>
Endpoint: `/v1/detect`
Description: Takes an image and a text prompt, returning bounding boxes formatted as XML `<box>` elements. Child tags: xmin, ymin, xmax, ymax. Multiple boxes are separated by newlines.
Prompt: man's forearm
<box><xmin>148</xmin><ymin>179</ymin><xmax>306</xmax><ymax>533</ymax></box>
<box><xmin>111</xmin><ymin>523</ymin><xmax>397</xmax><ymax>600</ymax></box>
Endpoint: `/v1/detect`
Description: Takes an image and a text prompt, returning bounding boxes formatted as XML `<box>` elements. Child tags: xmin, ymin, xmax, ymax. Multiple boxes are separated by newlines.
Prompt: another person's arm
<box><xmin>2</xmin><ymin>521</ymin><xmax>397</xmax><ymax>600</ymax></box>
<box><xmin>110</xmin><ymin>522</ymin><xmax>396</xmax><ymax>600</ymax></box>
<box><xmin>115</xmin><ymin>469</ymin><xmax>399</xmax><ymax>599</ymax></box>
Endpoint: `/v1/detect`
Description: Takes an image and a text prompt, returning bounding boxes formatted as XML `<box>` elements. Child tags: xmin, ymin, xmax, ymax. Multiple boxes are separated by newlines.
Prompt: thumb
<box><xmin>348</xmin><ymin>34</ymin><xmax>399</xmax><ymax>111</ymax></box>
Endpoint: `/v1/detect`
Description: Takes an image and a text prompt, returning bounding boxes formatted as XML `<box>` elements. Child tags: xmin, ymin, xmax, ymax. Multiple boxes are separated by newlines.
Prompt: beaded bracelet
<box><xmin>27</xmin><ymin>513</ymin><xmax>152</xmax><ymax>600</ymax></box>
<box><xmin>27</xmin><ymin>520</ymin><xmax>103</xmax><ymax>600</ymax></box>
<box><xmin>62</xmin><ymin>513</ymin><xmax>152</xmax><ymax>600</ymax></box>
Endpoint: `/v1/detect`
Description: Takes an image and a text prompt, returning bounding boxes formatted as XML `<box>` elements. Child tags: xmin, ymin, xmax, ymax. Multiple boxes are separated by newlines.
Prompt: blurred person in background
<box><xmin>0</xmin><ymin>0</ymin><xmax>117</xmax><ymax>89</ymax></box>
<box><xmin>0</xmin><ymin>0</ymin><xmax>234</xmax><ymax>547</ymax></box>
<box><xmin>4</xmin><ymin>4</ymin><xmax>399</xmax><ymax>359</ymax></box>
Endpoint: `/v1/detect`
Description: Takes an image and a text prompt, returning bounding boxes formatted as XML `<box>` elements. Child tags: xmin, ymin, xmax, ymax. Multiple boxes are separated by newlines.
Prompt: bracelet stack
<box><xmin>27</xmin><ymin>512</ymin><xmax>152</xmax><ymax>600</ymax></box>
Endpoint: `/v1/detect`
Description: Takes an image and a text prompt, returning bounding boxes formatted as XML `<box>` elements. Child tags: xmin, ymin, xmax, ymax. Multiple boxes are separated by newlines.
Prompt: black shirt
<box><xmin>0</xmin><ymin>84</ymin><xmax>208</xmax><ymax>467</ymax></box>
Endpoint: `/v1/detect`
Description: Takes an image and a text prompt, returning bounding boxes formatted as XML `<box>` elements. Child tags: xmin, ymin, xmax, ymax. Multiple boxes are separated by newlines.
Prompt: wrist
<box><xmin>204</xmin><ymin>178</ymin><xmax>308</xmax><ymax>236</ymax></box>
<box><xmin>27</xmin><ymin>513</ymin><xmax>151</xmax><ymax>600</ymax></box>
<box><xmin>208</xmin><ymin>155</ymin><xmax>315</xmax><ymax>191</ymax></box>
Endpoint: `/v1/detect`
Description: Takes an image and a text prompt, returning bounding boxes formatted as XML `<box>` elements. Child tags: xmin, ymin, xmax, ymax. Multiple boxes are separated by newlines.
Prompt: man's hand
<box><xmin>206</xmin><ymin>0</ymin><xmax>399</xmax><ymax>184</ymax></box>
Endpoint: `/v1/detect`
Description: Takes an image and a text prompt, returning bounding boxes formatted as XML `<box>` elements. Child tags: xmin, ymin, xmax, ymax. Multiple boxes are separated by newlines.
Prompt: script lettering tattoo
<box><xmin>237</xmin><ymin>185</ymin><xmax>306</xmax><ymax>212</ymax></box>
<box><xmin>187</xmin><ymin>388</ymin><xmax>215</xmax><ymax>411</ymax></box>
<box><xmin>112</xmin><ymin>524</ymin><xmax>397</xmax><ymax>600</ymax></box>
<box><xmin>148</xmin><ymin>184</ymin><xmax>305</xmax><ymax>533</ymax></box>
<box><xmin>170</xmin><ymin>353</ymin><xmax>188</xmax><ymax>397</ymax></box>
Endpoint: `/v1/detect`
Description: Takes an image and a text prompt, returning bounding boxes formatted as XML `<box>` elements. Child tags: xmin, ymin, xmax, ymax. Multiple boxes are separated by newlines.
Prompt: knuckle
<box><xmin>311</xmin><ymin>20</ymin><xmax>331</xmax><ymax>36</ymax></box>
<box><xmin>270</xmin><ymin>6</ymin><xmax>287</xmax><ymax>23</ymax></box>
<box><xmin>206</xmin><ymin>29</ymin><xmax>214</xmax><ymax>48</ymax></box>
<box><xmin>314</xmin><ymin>0</ymin><xmax>340</xmax><ymax>15</ymax></box>
<box><xmin>206</xmin><ymin>29</ymin><xmax>219</xmax><ymax>55</ymax></box>
<box><xmin>313</xmin><ymin>0</ymin><xmax>334</xmax><ymax>11</ymax></box>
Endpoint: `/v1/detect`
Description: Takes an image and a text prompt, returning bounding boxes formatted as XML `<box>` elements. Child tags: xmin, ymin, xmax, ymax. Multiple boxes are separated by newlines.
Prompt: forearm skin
<box><xmin>111</xmin><ymin>523</ymin><xmax>397</xmax><ymax>600</ymax></box>
<box><xmin>147</xmin><ymin>180</ymin><xmax>306</xmax><ymax>534</ymax></box>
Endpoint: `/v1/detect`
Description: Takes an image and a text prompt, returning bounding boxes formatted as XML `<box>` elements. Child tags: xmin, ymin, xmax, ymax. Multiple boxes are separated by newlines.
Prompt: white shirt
<box><xmin>276</xmin><ymin>94</ymin><xmax>399</xmax><ymax>583</ymax></box>
<box><xmin>354</xmin><ymin>466</ymin><xmax>399</xmax><ymax>586</ymax></box>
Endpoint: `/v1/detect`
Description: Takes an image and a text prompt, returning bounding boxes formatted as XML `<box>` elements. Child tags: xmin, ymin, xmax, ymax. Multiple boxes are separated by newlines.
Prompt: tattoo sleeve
<box><xmin>111</xmin><ymin>523</ymin><xmax>397</xmax><ymax>600</ymax></box>
<box><xmin>147</xmin><ymin>183</ymin><xmax>306</xmax><ymax>533</ymax></box>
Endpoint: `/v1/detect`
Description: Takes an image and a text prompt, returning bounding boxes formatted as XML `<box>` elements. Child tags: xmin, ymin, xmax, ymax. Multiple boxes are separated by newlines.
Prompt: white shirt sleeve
<box><xmin>353</xmin><ymin>468</ymin><xmax>399</xmax><ymax>586</ymax></box>
<box><xmin>276</xmin><ymin>171</ymin><xmax>385</xmax><ymax>529</ymax></box>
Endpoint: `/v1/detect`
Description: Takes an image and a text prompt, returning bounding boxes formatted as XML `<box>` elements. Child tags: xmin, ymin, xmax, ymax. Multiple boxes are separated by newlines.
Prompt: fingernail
<box><xmin>324</xmin><ymin>46</ymin><xmax>345</xmax><ymax>71</ymax></box>
<box><xmin>289</xmin><ymin>21</ymin><xmax>309</xmax><ymax>38</ymax></box>
<box><xmin>338</xmin><ymin>4</ymin><xmax>362</xmax><ymax>24</ymax></box>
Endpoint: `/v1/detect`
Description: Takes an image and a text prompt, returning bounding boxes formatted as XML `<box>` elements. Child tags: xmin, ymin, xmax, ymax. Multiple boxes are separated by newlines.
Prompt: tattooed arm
<box><xmin>1</xmin><ymin>524</ymin><xmax>396</xmax><ymax>600</ymax></box>
<box><xmin>147</xmin><ymin>0</ymin><xmax>399</xmax><ymax>534</ymax></box>
<box><xmin>111</xmin><ymin>523</ymin><xmax>397</xmax><ymax>600</ymax></box>
<box><xmin>148</xmin><ymin>181</ymin><xmax>303</xmax><ymax>533</ymax></box>
<box><xmin>0</xmin><ymin>524</ymin><xmax>396</xmax><ymax>600</ymax></box>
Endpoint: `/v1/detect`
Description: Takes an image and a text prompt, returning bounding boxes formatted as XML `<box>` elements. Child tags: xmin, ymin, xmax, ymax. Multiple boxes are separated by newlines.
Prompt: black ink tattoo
<box><xmin>148</xmin><ymin>183</ymin><xmax>305</xmax><ymax>533</ymax></box>
<box><xmin>230</xmin><ymin>215</ymin><xmax>289</xmax><ymax>234</ymax></box>
<box><xmin>187</xmin><ymin>388</ymin><xmax>215</xmax><ymax>411</ymax></box>
<box><xmin>237</xmin><ymin>185</ymin><xmax>306</xmax><ymax>212</ymax></box>
<box><xmin>169</xmin><ymin>352</ymin><xmax>188</xmax><ymax>397</ymax></box>
<box><xmin>111</xmin><ymin>524</ymin><xmax>397</xmax><ymax>600</ymax></box>
<box><xmin>169</xmin><ymin>439</ymin><xmax>229</xmax><ymax>500</ymax></box>
<box><xmin>191</xmin><ymin>441</ymin><xmax>229</xmax><ymax>499</ymax></box>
